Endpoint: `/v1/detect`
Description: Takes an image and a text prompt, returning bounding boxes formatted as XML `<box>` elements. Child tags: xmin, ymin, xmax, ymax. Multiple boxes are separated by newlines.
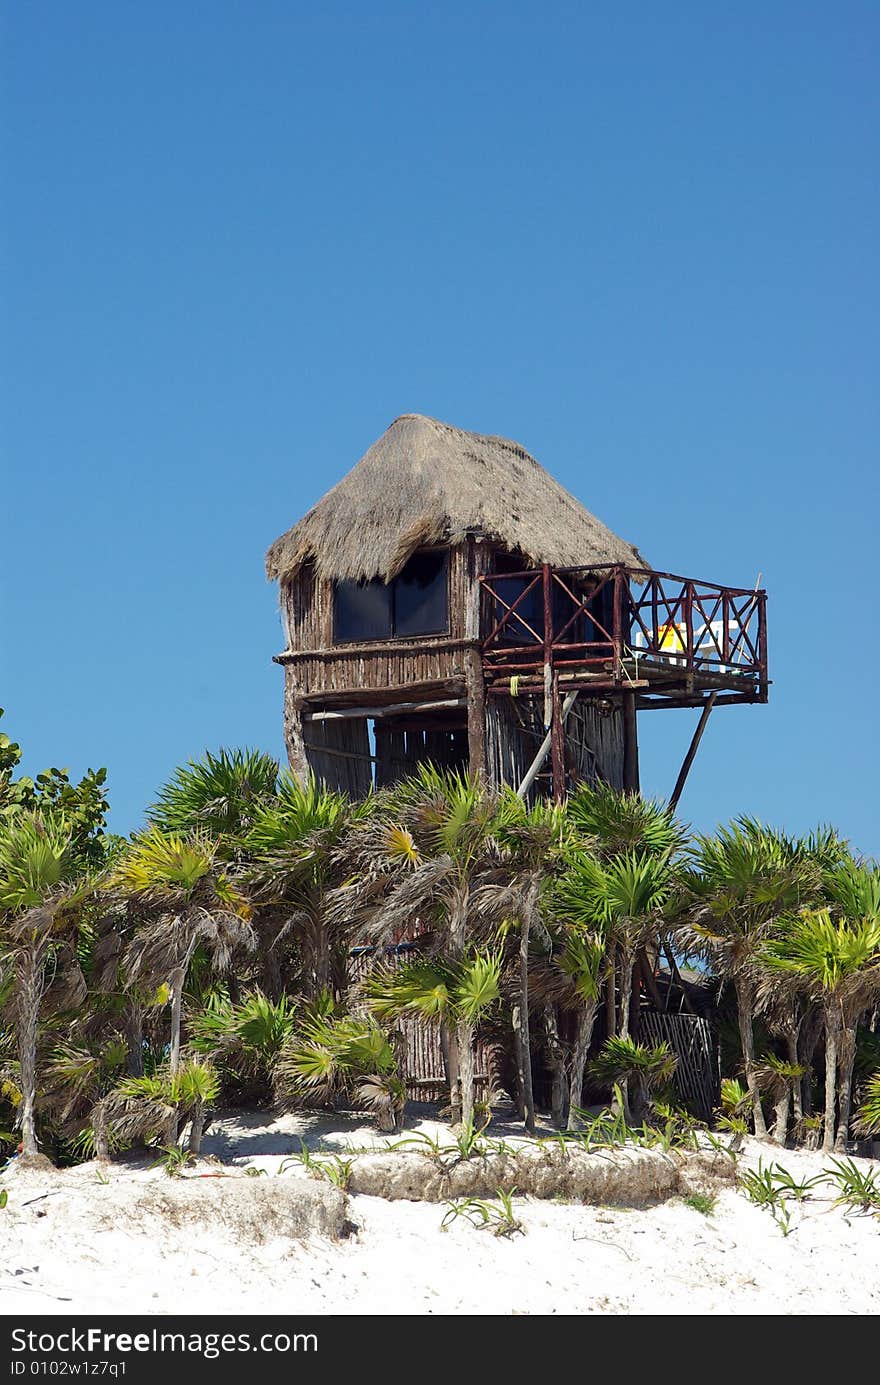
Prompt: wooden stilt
<box><xmin>465</xmin><ymin>646</ymin><xmax>487</xmax><ymax>781</ymax></box>
<box><xmin>669</xmin><ymin>691</ymin><xmax>718</xmax><ymax>810</ymax></box>
<box><xmin>283</xmin><ymin>674</ymin><xmax>309</xmax><ymax>781</ymax></box>
<box><xmin>622</xmin><ymin>690</ymin><xmax>639</xmax><ymax>793</ymax></box>
<box><xmin>515</xmin><ymin>692</ymin><xmax>579</xmax><ymax>799</ymax></box>
<box><xmin>550</xmin><ymin>672</ymin><xmax>566</xmax><ymax>801</ymax></box>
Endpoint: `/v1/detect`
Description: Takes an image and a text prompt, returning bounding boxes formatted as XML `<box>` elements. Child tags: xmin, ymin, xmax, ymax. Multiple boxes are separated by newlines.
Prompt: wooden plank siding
<box><xmin>279</xmin><ymin>541</ymin><xmax>476</xmax><ymax>701</ymax></box>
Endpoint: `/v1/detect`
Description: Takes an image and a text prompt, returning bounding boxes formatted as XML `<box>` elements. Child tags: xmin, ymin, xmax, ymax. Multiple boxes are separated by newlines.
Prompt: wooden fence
<box><xmin>348</xmin><ymin>945</ymin><xmax>499</xmax><ymax>1102</ymax></box>
<box><xmin>641</xmin><ymin>1010</ymin><xmax>719</xmax><ymax>1121</ymax></box>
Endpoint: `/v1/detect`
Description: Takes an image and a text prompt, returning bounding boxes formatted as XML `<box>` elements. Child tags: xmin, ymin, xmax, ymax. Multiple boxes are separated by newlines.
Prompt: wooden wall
<box><xmin>484</xmin><ymin>693</ymin><xmax>625</xmax><ymax>796</ymax></box>
<box><xmin>565</xmin><ymin>698</ymin><xmax>626</xmax><ymax>790</ymax></box>
<box><xmin>279</xmin><ymin>541</ymin><xmax>480</xmax><ymax>701</ymax></box>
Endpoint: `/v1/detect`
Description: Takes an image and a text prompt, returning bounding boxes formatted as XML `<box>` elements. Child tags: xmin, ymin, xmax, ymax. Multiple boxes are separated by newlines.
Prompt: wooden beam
<box><xmin>304</xmin><ymin>698</ymin><xmax>466</xmax><ymax>723</ymax></box>
<box><xmin>303</xmin><ymin>741</ymin><xmax>379</xmax><ymax>764</ymax></box>
<box><xmin>668</xmin><ymin>691</ymin><xmax>718</xmax><ymax>810</ymax></box>
<box><xmin>274</xmin><ymin>636</ymin><xmax>471</xmax><ymax>663</ymax></box>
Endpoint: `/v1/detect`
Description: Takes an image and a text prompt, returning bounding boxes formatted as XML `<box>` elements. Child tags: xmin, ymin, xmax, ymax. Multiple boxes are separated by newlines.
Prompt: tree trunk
<box><xmin>605</xmin><ymin>949</ymin><xmax>617</xmax><ymax>1038</ymax></box>
<box><xmin>167</xmin><ymin>933</ymin><xmax>197</xmax><ymax>1146</ymax></box>
<box><xmin>823</xmin><ymin>1003</ymin><xmax>839</xmax><ymax>1153</ymax></box>
<box><xmin>567</xmin><ymin>1000</ymin><xmax>598</xmax><ymax>1130</ymax></box>
<box><xmin>440</xmin><ymin>1021</ymin><xmax>461</xmax><ymax>1123</ymax></box>
<box><xmin>735</xmin><ymin>975</ymin><xmax>768</xmax><ymax>1139</ymax></box>
<box><xmin>630</xmin><ymin>1076</ymin><xmax>650</xmax><ymax>1126</ymax></box>
<box><xmin>618</xmin><ymin>951</ymin><xmax>634</xmax><ymax>1041</ymax></box>
<box><xmin>314</xmin><ymin>920</ymin><xmax>330</xmax><ymax>996</ymax></box>
<box><xmin>517</xmin><ymin>885</ymin><xmax>537</xmax><ymax>1133</ymax></box>
<box><xmin>798</xmin><ymin>1005</ymin><xmax>822</xmax><ymax>1122</ymax></box>
<box><xmin>17</xmin><ymin>944</ymin><xmax>44</xmax><ymax>1160</ymax></box>
<box><xmin>542</xmin><ymin>1004</ymin><xmax>568</xmax><ymax>1130</ymax></box>
<box><xmin>510</xmin><ymin>1006</ymin><xmax>526</xmax><ymax>1122</ymax></box>
<box><xmin>188</xmin><ymin>1100</ymin><xmax>206</xmax><ymax>1157</ymax></box>
<box><xmin>457</xmin><ymin>1019</ymin><xmax>475</xmax><ymax>1131</ymax></box>
<box><xmin>772</xmin><ymin>1091</ymin><xmax>790</xmax><ymax>1146</ymax></box>
<box><xmin>786</xmin><ymin>1031</ymin><xmax>802</xmax><ymax>1127</ymax></box>
<box><xmin>92</xmin><ymin>1098</ymin><xmax>110</xmax><ymax>1161</ymax></box>
<box><xmin>835</xmin><ymin>1022</ymin><xmax>857</xmax><ymax>1153</ymax></box>
<box><xmin>448</xmin><ymin>889</ymin><xmax>469</xmax><ymax>1126</ymax></box>
<box><xmin>169</xmin><ymin>966</ymin><xmax>185</xmax><ymax>1080</ymax></box>
<box><xmin>124</xmin><ymin>1001</ymin><xmax>144</xmax><ymax>1077</ymax></box>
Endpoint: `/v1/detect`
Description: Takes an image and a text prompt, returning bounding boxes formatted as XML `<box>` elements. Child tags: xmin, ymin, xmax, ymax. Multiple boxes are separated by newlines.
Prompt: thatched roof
<box><xmin>266</xmin><ymin>413</ymin><xmax>646</xmax><ymax>583</ymax></box>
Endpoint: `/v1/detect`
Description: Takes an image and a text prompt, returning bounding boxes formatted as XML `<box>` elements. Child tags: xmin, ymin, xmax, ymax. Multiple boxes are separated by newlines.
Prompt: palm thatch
<box><xmin>266</xmin><ymin>413</ymin><xmax>646</xmax><ymax>584</ymax></box>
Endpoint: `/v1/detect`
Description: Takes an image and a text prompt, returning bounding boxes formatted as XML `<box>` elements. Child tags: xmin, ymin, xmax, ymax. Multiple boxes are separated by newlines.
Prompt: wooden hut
<box><xmin>266</xmin><ymin>413</ymin><xmax>768</xmax><ymax>800</ymax></box>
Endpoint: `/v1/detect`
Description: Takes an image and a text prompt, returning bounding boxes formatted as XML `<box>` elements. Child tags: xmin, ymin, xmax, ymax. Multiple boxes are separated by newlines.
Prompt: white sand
<box><xmin>0</xmin><ymin>1109</ymin><xmax>877</xmax><ymax>1316</ymax></box>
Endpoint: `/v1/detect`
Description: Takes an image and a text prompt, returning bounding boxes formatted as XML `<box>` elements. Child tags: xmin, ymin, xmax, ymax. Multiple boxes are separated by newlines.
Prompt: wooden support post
<box><xmin>283</xmin><ymin>673</ymin><xmax>309</xmax><ymax>782</ymax></box>
<box><xmin>622</xmin><ymin>691</ymin><xmax>640</xmax><ymax>794</ymax></box>
<box><xmin>669</xmin><ymin>691</ymin><xmax>718</xmax><ymax>811</ymax></box>
<box><xmin>516</xmin><ymin>692</ymin><xmax>579</xmax><ymax>799</ymax></box>
<box><xmin>550</xmin><ymin>671</ymin><xmax>565</xmax><ymax>801</ymax></box>
<box><xmin>465</xmin><ymin>646</ymin><xmax>487</xmax><ymax>781</ymax></box>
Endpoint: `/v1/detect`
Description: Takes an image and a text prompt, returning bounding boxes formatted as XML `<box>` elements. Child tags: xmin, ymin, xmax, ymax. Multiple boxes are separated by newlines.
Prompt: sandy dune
<box><xmin>0</xmin><ymin>1108</ymin><xmax>877</xmax><ymax>1316</ymax></box>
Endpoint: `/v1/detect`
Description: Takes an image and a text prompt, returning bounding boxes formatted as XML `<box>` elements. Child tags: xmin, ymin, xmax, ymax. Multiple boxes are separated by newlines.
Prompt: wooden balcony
<box><xmin>479</xmin><ymin>564</ymin><xmax>769</xmax><ymax>710</ymax></box>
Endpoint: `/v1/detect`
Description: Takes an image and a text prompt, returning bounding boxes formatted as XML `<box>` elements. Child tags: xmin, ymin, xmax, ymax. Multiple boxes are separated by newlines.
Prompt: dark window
<box><xmin>333</xmin><ymin>550</ymin><xmax>449</xmax><ymax>643</ymax></box>
<box><xmin>394</xmin><ymin>550</ymin><xmax>448</xmax><ymax>637</ymax></box>
<box><xmin>334</xmin><ymin>578</ymin><xmax>392</xmax><ymax>642</ymax></box>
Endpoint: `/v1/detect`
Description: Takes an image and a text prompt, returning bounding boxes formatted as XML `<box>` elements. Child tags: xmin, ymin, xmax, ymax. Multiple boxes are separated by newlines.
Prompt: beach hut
<box><xmin>266</xmin><ymin>413</ymin><xmax>768</xmax><ymax>801</ymax></box>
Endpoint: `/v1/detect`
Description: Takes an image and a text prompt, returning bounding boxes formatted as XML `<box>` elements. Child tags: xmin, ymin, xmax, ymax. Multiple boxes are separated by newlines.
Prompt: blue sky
<box><xmin>3</xmin><ymin>3</ymin><xmax>877</xmax><ymax>855</ymax></box>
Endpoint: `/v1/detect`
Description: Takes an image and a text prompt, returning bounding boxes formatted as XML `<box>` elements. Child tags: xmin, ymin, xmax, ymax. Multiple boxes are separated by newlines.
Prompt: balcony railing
<box><xmin>479</xmin><ymin>564</ymin><xmax>768</xmax><ymax>701</ymax></box>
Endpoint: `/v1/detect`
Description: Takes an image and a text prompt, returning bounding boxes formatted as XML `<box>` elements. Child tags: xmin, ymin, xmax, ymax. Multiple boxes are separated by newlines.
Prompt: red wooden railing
<box><xmin>479</xmin><ymin>564</ymin><xmax>768</xmax><ymax>699</ymax></box>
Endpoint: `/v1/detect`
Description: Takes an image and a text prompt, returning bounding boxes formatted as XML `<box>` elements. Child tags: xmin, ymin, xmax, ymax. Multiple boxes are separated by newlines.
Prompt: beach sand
<box><xmin>0</xmin><ymin>1108</ymin><xmax>877</xmax><ymax>1316</ymax></box>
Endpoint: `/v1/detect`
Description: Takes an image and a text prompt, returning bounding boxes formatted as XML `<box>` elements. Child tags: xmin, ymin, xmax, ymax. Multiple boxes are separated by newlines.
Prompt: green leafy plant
<box><xmin>683</xmin><ymin>1192</ymin><xmax>716</xmax><ymax>1215</ymax></box>
<box><xmin>441</xmin><ymin>1188</ymin><xmax>523</xmax><ymax>1238</ymax></box>
<box><xmin>589</xmin><ymin>1038</ymin><xmax>678</xmax><ymax>1123</ymax></box>
<box><xmin>277</xmin><ymin>1141</ymin><xmax>353</xmax><ymax>1190</ymax></box>
<box><xmin>150</xmin><ymin>1144</ymin><xmax>195</xmax><ymax>1178</ymax></box>
<box><xmin>98</xmin><ymin>1058</ymin><xmax>220</xmax><ymax>1157</ymax></box>
<box><xmin>764</xmin><ymin>1165</ymin><xmax>827</xmax><ymax>1202</ymax></box>
<box><xmin>825</xmin><ymin>1157</ymin><xmax>880</xmax><ymax>1213</ymax></box>
<box><xmin>738</xmin><ymin>1160</ymin><xmax>803</xmax><ymax>1235</ymax></box>
<box><xmin>319</xmin><ymin>1156</ymin><xmax>354</xmax><ymax>1190</ymax></box>
<box><xmin>273</xmin><ymin>1003</ymin><xmax>404</xmax><ymax>1132</ymax></box>
<box><xmin>854</xmin><ymin>1072</ymin><xmax>880</xmax><ymax>1138</ymax></box>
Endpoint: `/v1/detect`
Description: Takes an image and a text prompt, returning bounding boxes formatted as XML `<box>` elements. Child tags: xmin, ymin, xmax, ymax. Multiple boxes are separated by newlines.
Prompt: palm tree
<box><xmin>481</xmin><ymin>792</ymin><xmax>566</xmax><ymax>1133</ymax></box>
<box><xmin>344</xmin><ymin>767</ymin><xmax>502</xmax><ymax>1128</ymax></box>
<box><xmin>363</xmin><ymin>947</ymin><xmax>503</xmax><ymax>1129</ymax></box>
<box><xmin>528</xmin><ymin>916</ymin><xmax>607</xmax><ymax>1128</ymax></box>
<box><xmin>762</xmin><ymin>901</ymin><xmax>880</xmax><ymax>1151</ymax></box>
<box><xmin>244</xmin><ymin>774</ymin><xmax>358</xmax><ymax>999</ymax></box>
<box><xmin>0</xmin><ymin>813</ymin><xmax>95</xmax><ymax>1161</ymax></box>
<box><xmin>148</xmin><ymin>748</ymin><xmax>279</xmax><ymax>840</ymax></box>
<box><xmin>589</xmin><ymin>1036</ymin><xmax>678</xmax><ymax>1125</ymax></box>
<box><xmin>100</xmin><ymin>1057</ymin><xmax>221</xmax><ymax>1156</ymax></box>
<box><xmin>566</xmin><ymin>785</ymin><xmax>684</xmax><ymax>1037</ymax></box>
<box><xmin>679</xmin><ymin>819</ymin><xmax>810</xmax><ymax>1140</ymax></box>
<box><xmin>109</xmin><ymin>827</ymin><xmax>254</xmax><ymax>1138</ymax></box>
<box><xmin>562</xmin><ymin>850</ymin><xmax>674</xmax><ymax>1042</ymax></box>
<box><xmin>272</xmin><ymin>1002</ymin><xmax>405</xmax><ymax>1132</ymax></box>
